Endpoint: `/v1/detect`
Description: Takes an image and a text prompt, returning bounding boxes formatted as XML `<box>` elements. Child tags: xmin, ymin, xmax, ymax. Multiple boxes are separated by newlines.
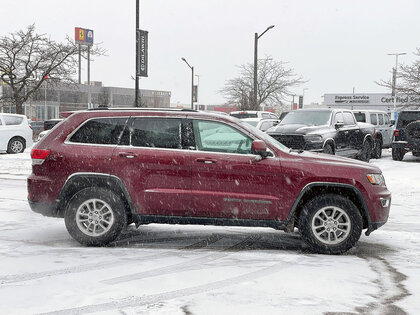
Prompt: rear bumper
<box><xmin>392</xmin><ymin>141</ymin><xmax>420</xmax><ymax>151</ymax></box>
<box><xmin>28</xmin><ymin>200</ymin><xmax>62</xmax><ymax>218</ymax></box>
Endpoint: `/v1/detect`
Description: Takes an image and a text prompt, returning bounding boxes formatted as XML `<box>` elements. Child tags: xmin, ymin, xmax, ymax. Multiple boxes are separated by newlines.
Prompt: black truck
<box><xmin>266</xmin><ymin>109</ymin><xmax>375</xmax><ymax>162</ymax></box>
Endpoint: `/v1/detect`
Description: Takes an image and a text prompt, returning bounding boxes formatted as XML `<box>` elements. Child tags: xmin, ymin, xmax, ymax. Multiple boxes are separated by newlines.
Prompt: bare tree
<box><xmin>0</xmin><ymin>25</ymin><xmax>104</xmax><ymax>114</ymax></box>
<box><xmin>220</xmin><ymin>57</ymin><xmax>305</xmax><ymax>111</ymax></box>
<box><xmin>376</xmin><ymin>48</ymin><xmax>420</xmax><ymax>109</ymax></box>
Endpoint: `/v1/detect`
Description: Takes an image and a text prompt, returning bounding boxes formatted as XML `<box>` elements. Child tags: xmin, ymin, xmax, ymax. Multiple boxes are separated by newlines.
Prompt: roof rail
<box><xmin>88</xmin><ymin>107</ymin><xmax>198</xmax><ymax>112</ymax></box>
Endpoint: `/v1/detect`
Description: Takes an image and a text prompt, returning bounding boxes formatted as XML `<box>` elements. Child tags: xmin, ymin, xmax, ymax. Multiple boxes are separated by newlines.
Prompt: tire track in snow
<box><xmin>326</xmin><ymin>248</ymin><xmax>410</xmax><ymax>315</ymax></box>
<box><xmin>0</xmin><ymin>233</ymin><xmax>225</xmax><ymax>285</ymax></box>
<box><xmin>102</xmin><ymin>234</ymin><xmax>261</xmax><ymax>285</ymax></box>
<box><xmin>38</xmin><ymin>260</ymin><xmax>287</xmax><ymax>315</ymax></box>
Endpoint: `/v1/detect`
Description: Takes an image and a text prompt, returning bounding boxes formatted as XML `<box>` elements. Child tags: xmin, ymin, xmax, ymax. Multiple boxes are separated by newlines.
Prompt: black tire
<box><xmin>298</xmin><ymin>194</ymin><xmax>363</xmax><ymax>255</ymax></box>
<box><xmin>323</xmin><ymin>143</ymin><xmax>334</xmax><ymax>155</ymax></box>
<box><xmin>392</xmin><ymin>147</ymin><xmax>405</xmax><ymax>161</ymax></box>
<box><xmin>371</xmin><ymin>139</ymin><xmax>382</xmax><ymax>159</ymax></box>
<box><xmin>64</xmin><ymin>187</ymin><xmax>127</xmax><ymax>246</ymax></box>
<box><xmin>7</xmin><ymin>137</ymin><xmax>25</xmax><ymax>154</ymax></box>
<box><xmin>358</xmin><ymin>140</ymin><xmax>372</xmax><ymax>162</ymax></box>
<box><xmin>405</xmin><ymin>120</ymin><xmax>420</xmax><ymax>145</ymax></box>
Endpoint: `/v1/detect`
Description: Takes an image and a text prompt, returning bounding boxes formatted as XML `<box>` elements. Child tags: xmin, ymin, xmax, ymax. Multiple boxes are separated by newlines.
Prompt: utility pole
<box><xmin>135</xmin><ymin>0</ymin><xmax>140</xmax><ymax>107</ymax></box>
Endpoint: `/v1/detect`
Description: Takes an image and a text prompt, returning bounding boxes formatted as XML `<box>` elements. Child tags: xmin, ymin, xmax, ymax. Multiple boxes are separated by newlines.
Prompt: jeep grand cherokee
<box><xmin>28</xmin><ymin>109</ymin><xmax>391</xmax><ymax>254</ymax></box>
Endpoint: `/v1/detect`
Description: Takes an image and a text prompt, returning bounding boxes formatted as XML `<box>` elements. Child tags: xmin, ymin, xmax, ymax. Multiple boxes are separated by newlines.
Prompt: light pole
<box><xmin>388</xmin><ymin>52</ymin><xmax>406</xmax><ymax>119</ymax></box>
<box><xmin>181</xmin><ymin>57</ymin><xmax>194</xmax><ymax>109</ymax></box>
<box><xmin>253</xmin><ymin>25</ymin><xmax>275</xmax><ymax>109</ymax></box>
<box><xmin>135</xmin><ymin>0</ymin><xmax>140</xmax><ymax>107</ymax></box>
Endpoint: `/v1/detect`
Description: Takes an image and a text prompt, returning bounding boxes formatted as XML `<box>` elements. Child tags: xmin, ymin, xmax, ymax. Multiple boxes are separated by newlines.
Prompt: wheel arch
<box><xmin>56</xmin><ymin>173</ymin><xmax>136</xmax><ymax>218</ymax></box>
<box><xmin>287</xmin><ymin>182</ymin><xmax>371</xmax><ymax>230</ymax></box>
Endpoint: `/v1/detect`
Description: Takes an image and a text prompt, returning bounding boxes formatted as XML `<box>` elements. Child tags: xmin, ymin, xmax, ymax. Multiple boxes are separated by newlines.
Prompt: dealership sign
<box><xmin>75</xmin><ymin>27</ymin><xmax>94</xmax><ymax>46</ymax></box>
<box><xmin>324</xmin><ymin>93</ymin><xmax>420</xmax><ymax>107</ymax></box>
<box><xmin>137</xmin><ymin>30</ymin><xmax>148</xmax><ymax>77</ymax></box>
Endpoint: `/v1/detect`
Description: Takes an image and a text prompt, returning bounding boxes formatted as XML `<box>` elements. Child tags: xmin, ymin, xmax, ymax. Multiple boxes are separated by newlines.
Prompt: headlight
<box><xmin>367</xmin><ymin>173</ymin><xmax>385</xmax><ymax>185</ymax></box>
<box><xmin>304</xmin><ymin>135</ymin><xmax>323</xmax><ymax>142</ymax></box>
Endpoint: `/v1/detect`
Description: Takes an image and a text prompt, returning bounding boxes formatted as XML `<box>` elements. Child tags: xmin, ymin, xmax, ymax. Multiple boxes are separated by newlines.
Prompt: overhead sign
<box><xmin>75</xmin><ymin>27</ymin><xmax>94</xmax><ymax>46</ymax></box>
<box><xmin>137</xmin><ymin>30</ymin><xmax>148</xmax><ymax>77</ymax></box>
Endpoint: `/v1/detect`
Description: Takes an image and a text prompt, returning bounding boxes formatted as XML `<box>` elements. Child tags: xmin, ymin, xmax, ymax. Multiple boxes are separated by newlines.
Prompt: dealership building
<box><xmin>324</xmin><ymin>93</ymin><xmax>420</xmax><ymax>113</ymax></box>
<box><xmin>0</xmin><ymin>82</ymin><xmax>171</xmax><ymax>121</ymax></box>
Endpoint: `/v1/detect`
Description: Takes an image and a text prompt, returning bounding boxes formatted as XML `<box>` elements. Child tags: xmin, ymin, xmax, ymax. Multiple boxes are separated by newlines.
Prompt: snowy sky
<box><xmin>2</xmin><ymin>0</ymin><xmax>420</xmax><ymax>106</ymax></box>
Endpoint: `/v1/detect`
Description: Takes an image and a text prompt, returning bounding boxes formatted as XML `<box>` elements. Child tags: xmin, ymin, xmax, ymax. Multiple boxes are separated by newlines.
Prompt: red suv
<box><xmin>28</xmin><ymin>109</ymin><xmax>391</xmax><ymax>254</ymax></box>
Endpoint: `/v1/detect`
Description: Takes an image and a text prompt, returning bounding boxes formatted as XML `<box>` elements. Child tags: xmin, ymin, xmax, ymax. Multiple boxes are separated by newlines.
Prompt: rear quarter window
<box><xmin>3</xmin><ymin>116</ymin><xmax>23</xmax><ymax>125</ymax></box>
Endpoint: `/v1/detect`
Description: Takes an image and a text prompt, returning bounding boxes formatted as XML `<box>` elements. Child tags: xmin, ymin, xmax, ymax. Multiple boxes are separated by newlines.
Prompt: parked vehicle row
<box><xmin>28</xmin><ymin>108</ymin><xmax>391</xmax><ymax>254</ymax></box>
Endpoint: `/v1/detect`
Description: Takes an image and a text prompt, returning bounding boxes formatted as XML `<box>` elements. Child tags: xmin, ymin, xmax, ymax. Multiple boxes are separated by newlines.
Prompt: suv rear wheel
<box><xmin>392</xmin><ymin>147</ymin><xmax>405</xmax><ymax>161</ymax></box>
<box><xmin>7</xmin><ymin>137</ymin><xmax>25</xmax><ymax>154</ymax></box>
<box><xmin>299</xmin><ymin>194</ymin><xmax>362</xmax><ymax>254</ymax></box>
<box><xmin>64</xmin><ymin>187</ymin><xmax>127</xmax><ymax>246</ymax></box>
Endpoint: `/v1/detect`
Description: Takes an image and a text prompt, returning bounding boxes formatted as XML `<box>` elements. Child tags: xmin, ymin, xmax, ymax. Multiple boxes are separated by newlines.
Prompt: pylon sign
<box><xmin>75</xmin><ymin>27</ymin><xmax>94</xmax><ymax>46</ymax></box>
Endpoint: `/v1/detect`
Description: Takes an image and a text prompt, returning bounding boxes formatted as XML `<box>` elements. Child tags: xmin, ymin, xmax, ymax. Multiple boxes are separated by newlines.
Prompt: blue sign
<box><xmin>85</xmin><ymin>29</ymin><xmax>94</xmax><ymax>45</ymax></box>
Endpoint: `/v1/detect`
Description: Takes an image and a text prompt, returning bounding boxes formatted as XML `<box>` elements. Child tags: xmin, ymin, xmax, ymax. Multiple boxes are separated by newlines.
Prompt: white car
<box><xmin>0</xmin><ymin>113</ymin><xmax>33</xmax><ymax>153</ymax></box>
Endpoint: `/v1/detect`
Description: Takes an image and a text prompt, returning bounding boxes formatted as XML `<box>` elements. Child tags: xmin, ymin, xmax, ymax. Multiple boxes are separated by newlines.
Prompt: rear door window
<box><xmin>378</xmin><ymin>114</ymin><xmax>384</xmax><ymax>125</ymax></box>
<box><xmin>353</xmin><ymin>112</ymin><xmax>366</xmax><ymax>122</ymax></box>
<box><xmin>130</xmin><ymin>118</ymin><xmax>181</xmax><ymax>149</ymax></box>
<box><xmin>69</xmin><ymin>118</ymin><xmax>129</xmax><ymax>145</ymax></box>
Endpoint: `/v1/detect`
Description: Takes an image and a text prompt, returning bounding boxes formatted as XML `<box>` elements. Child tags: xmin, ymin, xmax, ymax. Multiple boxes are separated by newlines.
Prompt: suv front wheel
<box><xmin>299</xmin><ymin>194</ymin><xmax>363</xmax><ymax>254</ymax></box>
<box><xmin>64</xmin><ymin>187</ymin><xmax>127</xmax><ymax>246</ymax></box>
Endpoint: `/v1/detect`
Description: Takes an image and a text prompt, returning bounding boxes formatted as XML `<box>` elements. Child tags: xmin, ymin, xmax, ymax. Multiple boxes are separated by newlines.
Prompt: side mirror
<box><xmin>335</xmin><ymin>122</ymin><xmax>344</xmax><ymax>129</ymax></box>
<box><xmin>251</xmin><ymin>140</ymin><xmax>269</xmax><ymax>158</ymax></box>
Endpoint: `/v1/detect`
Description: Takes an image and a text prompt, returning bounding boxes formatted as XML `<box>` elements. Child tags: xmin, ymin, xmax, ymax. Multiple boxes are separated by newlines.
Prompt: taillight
<box><xmin>31</xmin><ymin>149</ymin><xmax>51</xmax><ymax>165</ymax></box>
<box><xmin>394</xmin><ymin>129</ymin><xmax>400</xmax><ymax>137</ymax></box>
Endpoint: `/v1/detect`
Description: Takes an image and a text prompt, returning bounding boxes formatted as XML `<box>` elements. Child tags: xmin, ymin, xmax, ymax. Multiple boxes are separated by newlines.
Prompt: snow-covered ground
<box><xmin>0</xmin><ymin>149</ymin><xmax>419</xmax><ymax>315</ymax></box>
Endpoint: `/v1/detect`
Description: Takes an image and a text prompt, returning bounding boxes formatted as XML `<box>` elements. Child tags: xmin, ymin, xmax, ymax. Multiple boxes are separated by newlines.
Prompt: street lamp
<box><xmin>253</xmin><ymin>25</ymin><xmax>275</xmax><ymax>109</ymax></box>
<box><xmin>181</xmin><ymin>57</ymin><xmax>194</xmax><ymax>109</ymax></box>
<box><xmin>388</xmin><ymin>52</ymin><xmax>406</xmax><ymax>120</ymax></box>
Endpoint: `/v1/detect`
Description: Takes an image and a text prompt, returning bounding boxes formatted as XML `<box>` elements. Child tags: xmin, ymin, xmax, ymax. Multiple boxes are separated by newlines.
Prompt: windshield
<box><xmin>243</xmin><ymin>120</ymin><xmax>259</xmax><ymax>127</ymax></box>
<box><xmin>230</xmin><ymin>113</ymin><xmax>258</xmax><ymax>119</ymax></box>
<box><xmin>237</xmin><ymin>119</ymin><xmax>288</xmax><ymax>152</ymax></box>
<box><xmin>280</xmin><ymin>110</ymin><xmax>332</xmax><ymax>126</ymax></box>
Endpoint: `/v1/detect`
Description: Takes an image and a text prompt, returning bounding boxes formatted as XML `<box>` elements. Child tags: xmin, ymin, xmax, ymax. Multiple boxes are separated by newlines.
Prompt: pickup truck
<box><xmin>266</xmin><ymin>109</ymin><xmax>375</xmax><ymax>162</ymax></box>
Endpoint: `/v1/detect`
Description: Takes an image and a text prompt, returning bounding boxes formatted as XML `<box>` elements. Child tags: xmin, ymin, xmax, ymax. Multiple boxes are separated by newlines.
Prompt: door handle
<box><xmin>196</xmin><ymin>158</ymin><xmax>217</xmax><ymax>164</ymax></box>
<box><xmin>119</xmin><ymin>152</ymin><xmax>138</xmax><ymax>158</ymax></box>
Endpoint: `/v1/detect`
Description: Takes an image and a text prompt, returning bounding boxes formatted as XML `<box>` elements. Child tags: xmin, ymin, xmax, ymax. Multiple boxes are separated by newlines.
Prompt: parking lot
<box><xmin>0</xmin><ymin>149</ymin><xmax>419</xmax><ymax>315</ymax></box>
